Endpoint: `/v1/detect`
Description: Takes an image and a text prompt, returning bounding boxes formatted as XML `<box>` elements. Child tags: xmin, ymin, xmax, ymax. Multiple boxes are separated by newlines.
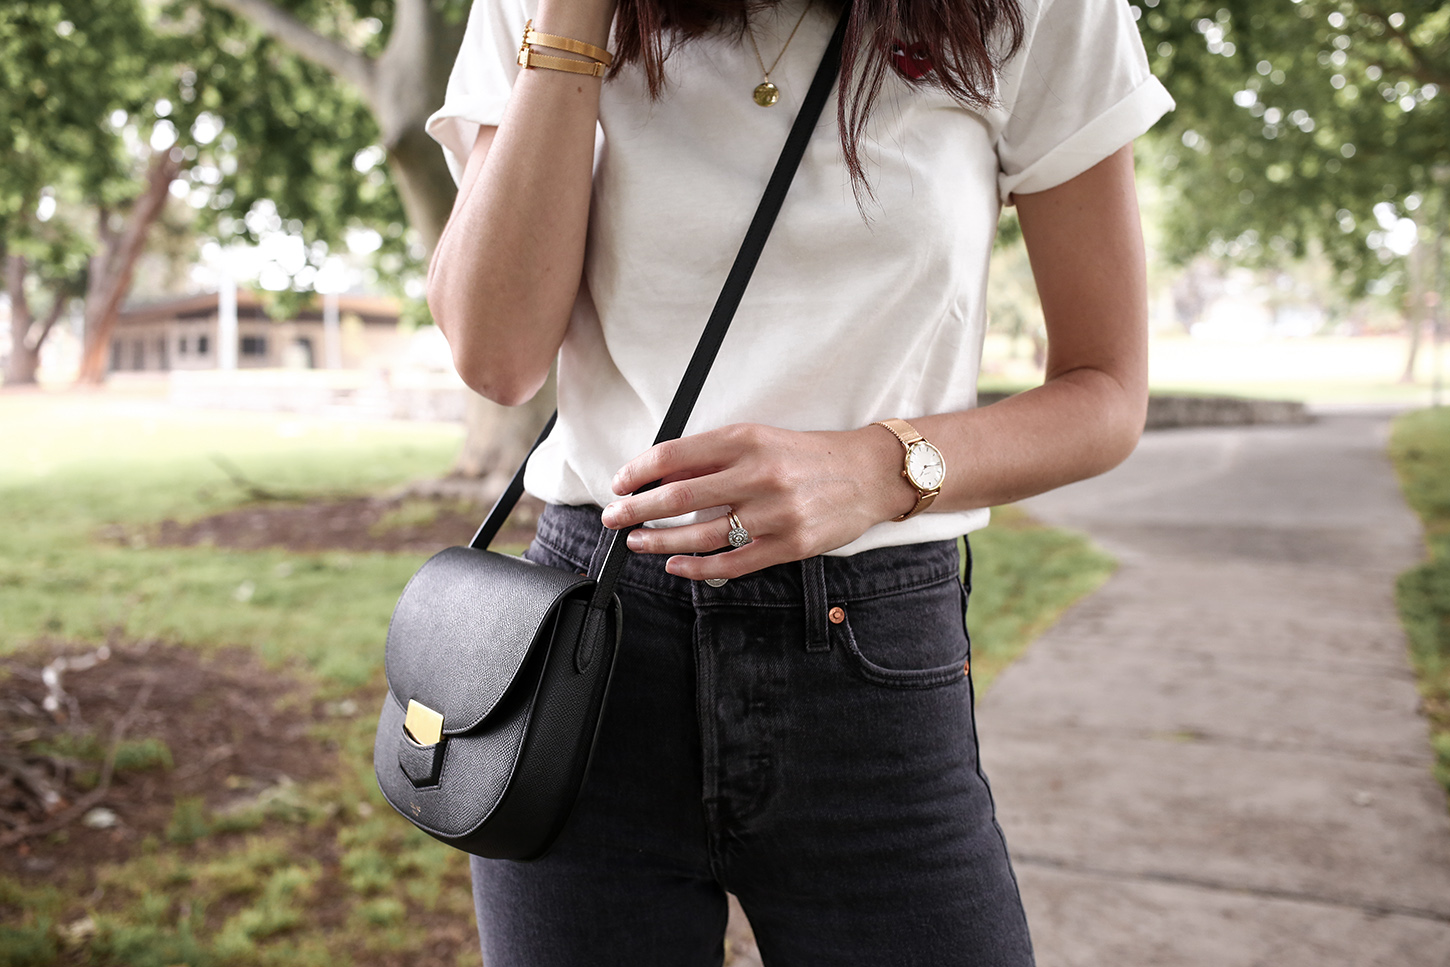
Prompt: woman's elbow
<box><xmin>1102</xmin><ymin>379</ymin><xmax>1149</xmax><ymax>469</ymax></box>
<box><xmin>447</xmin><ymin>337</ymin><xmax>548</xmax><ymax>407</ymax></box>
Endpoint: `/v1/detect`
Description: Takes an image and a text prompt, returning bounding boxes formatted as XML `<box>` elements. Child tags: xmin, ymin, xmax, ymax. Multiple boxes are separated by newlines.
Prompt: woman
<box><xmin>424</xmin><ymin>0</ymin><xmax>1172</xmax><ymax>961</ymax></box>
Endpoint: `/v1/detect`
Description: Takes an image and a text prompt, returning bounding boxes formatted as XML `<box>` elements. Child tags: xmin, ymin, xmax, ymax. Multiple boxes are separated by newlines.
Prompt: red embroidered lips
<box><xmin>890</xmin><ymin>40</ymin><xmax>934</xmax><ymax>80</ymax></box>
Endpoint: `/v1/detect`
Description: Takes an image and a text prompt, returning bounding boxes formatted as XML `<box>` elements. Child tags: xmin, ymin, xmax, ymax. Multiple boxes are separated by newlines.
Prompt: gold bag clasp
<box><xmin>404</xmin><ymin>699</ymin><xmax>444</xmax><ymax>746</ymax></box>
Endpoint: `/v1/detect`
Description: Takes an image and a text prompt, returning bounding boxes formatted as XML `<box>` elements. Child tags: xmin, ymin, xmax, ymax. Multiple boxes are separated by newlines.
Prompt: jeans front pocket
<box><xmin>833</xmin><ymin>575</ymin><xmax>971</xmax><ymax>689</ymax></box>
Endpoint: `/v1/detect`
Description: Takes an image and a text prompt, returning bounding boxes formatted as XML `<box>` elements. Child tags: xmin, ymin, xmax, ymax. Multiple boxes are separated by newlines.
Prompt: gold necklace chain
<box><xmin>744</xmin><ymin>0</ymin><xmax>813</xmax><ymax>106</ymax></box>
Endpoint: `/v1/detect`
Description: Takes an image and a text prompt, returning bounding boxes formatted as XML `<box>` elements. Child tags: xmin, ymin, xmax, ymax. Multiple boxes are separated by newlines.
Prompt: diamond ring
<box><xmin>727</xmin><ymin>510</ymin><xmax>752</xmax><ymax>548</ymax></box>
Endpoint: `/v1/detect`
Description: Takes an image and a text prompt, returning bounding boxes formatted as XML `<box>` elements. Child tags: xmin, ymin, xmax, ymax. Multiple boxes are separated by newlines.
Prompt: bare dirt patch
<box><xmin>136</xmin><ymin>494</ymin><xmax>543</xmax><ymax>554</ymax></box>
<box><xmin>0</xmin><ymin>639</ymin><xmax>331</xmax><ymax>877</ymax></box>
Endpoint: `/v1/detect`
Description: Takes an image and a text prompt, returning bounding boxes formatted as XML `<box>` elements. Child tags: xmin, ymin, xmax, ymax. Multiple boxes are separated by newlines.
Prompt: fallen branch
<box><xmin>39</xmin><ymin>644</ymin><xmax>111</xmax><ymax>725</ymax></box>
<box><xmin>207</xmin><ymin>453</ymin><xmax>309</xmax><ymax>502</ymax></box>
<box><xmin>0</xmin><ymin>677</ymin><xmax>155</xmax><ymax>849</ymax></box>
<box><xmin>0</xmin><ymin>754</ymin><xmax>65</xmax><ymax>818</ymax></box>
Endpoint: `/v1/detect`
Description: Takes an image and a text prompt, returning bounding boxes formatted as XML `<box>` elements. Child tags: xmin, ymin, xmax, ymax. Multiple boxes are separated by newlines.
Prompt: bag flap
<box><xmin>385</xmin><ymin>546</ymin><xmax>594</xmax><ymax>734</ymax></box>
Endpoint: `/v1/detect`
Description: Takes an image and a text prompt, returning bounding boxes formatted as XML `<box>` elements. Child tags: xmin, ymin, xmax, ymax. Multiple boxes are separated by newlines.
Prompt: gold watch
<box><xmin>873</xmin><ymin>418</ymin><xmax>946</xmax><ymax>521</ymax></box>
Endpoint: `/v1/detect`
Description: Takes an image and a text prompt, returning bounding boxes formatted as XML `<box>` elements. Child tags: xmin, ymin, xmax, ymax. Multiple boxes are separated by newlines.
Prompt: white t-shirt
<box><xmin>426</xmin><ymin>0</ymin><xmax>1174</xmax><ymax>555</ymax></box>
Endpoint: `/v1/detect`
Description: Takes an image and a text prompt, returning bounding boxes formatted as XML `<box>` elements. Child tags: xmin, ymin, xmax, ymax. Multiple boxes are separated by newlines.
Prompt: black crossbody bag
<box><xmin>373</xmin><ymin>6</ymin><xmax>850</xmax><ymax>861</ymax></box>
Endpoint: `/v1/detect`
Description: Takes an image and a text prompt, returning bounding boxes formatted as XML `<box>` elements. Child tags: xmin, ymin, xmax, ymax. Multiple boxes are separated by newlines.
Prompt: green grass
<box><xmin>1389</xmin><ymin>406</ymin><xmax>1450</xmax><ymax>798</ymax></box>
<box><xmin>0</xmin><ymin>392</ymin><xmax>1110</xmax><ymax>965</ymax></box>
<box><xmin>0</xmin><ymin>398</ymin><xmax>463</xmax><ymax>688</ymax></box>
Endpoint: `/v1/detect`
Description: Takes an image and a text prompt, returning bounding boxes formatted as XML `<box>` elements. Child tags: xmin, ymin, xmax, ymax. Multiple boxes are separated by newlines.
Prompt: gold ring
<box><xmin>726</xmin><ymin>510</ymin><xmax>751</xmax><ymax>548</ymax></box>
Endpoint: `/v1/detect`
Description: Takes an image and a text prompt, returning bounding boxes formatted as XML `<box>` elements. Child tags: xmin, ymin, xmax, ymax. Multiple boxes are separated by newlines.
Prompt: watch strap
<box><xmin>875</xmin><ymin>417</ymin><xmax>924</xmax><ymax>449</ymax></box>
<box><xmin>872</xmin><ymin>419</ymin><xmax>941</xmax><ymax>522</ymax></box>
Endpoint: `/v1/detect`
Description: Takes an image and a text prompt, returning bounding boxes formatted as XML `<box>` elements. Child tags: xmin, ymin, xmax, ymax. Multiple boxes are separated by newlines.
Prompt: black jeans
<box><xmin>471</xmin><ymin>503</ymin><xmax>1034</xmax><ymax>966</ymax></box>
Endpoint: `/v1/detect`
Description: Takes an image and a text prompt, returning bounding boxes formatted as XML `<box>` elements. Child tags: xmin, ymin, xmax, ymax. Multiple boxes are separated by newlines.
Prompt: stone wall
<box><xmin>976</xmin><ymin>391</ymin><xmax>1311</xmax><ymax>430</ymax></box>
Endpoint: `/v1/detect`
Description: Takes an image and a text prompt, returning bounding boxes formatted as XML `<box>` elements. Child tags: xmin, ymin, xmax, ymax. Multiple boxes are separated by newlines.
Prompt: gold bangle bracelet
<box><xmin>516</xmin><ymin>45</ymin><xmax>606</xmax><ymax>78</ymax></box>
<box><xmin>523</xmin><ymin>20</ymin><xmax>613</xmax><ymax>67</ymax></box>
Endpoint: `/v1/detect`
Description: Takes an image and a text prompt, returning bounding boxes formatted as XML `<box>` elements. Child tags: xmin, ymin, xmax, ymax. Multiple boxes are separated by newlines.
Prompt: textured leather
<box><xmin>384</xmin><ymin>547</ymin><xmax>592</xmax><ymax>733</ymax></box>
<box><xmin>397</xmin><ymin>728</ymin><xmax>445</xmax><ymax>787</ymax></box>
<box><xmin>374</xmin><ymin>553</ymin><xmax>621</xmax><ymax>859</ymax></box>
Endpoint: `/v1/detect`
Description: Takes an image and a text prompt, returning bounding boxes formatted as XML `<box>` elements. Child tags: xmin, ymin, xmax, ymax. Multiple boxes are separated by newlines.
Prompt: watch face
<box><xmin>905</xmin><ymin>441</ymin><xmax>945</xmax><ymax>491</ymax></box>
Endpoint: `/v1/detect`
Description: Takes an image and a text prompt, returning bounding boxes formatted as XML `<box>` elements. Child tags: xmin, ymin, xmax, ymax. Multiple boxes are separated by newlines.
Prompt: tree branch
<box><xmin>1358</xmin><ymin>5</ymin><xmax>1450</xmax><ymax>89</ymax></box>
<box><xmin>4</xmin><ymin>255</ymin><xmax>29</xmax><ymax>330</ymax></box>
<box><xmin>205</xmin><ymin>0</ymin><xmax>377</xmax><ymax>102</ymax></box>
<box><xmin>26</xmin><ymin>287</ymin><xmax>68</xmax><ymax>351</ymax></box>
<box><xmin>77</xmin><ymin>150</ymin><xmax>184</xmax><ymax>383</ymax></box>
<box><xmin>0</xmin><ymin>677</ymin><xmax>154</xmax><ymax>850</ymax></box>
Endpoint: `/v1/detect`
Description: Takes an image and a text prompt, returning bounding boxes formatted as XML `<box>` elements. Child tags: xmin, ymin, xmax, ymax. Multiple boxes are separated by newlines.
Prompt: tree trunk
<box><xmin>371</xmin><ymin>0</ymin><xmax>462</xmax><ymax>252</ymax></box>
<box><xmin>75</xmin><ymin>149</ymin><xmax>182</xmax><ymax>385</ymax></box>
<box><xmin>209</xmin><ymin>0</ymin><xmax>530</xmax><ymax>480</ymax></box>
<box><xmin>4</xmin><ymin>255</ymin><xmax>40</xmax><ymax>386</ymax></box>
<box><xmin>453</xmin><ymin>370</ymin><xmax>558</xmax><ymax>495</ymax></box>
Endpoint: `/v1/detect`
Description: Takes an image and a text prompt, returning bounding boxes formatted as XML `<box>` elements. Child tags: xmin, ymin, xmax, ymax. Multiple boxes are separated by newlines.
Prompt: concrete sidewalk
<box><xmin>981</xmin><ymin>411</ymin><xmax>1450</xmax><ymax>965</ymax></box>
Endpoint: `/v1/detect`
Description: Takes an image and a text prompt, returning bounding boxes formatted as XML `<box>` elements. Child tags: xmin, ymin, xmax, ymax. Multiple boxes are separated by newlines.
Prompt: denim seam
<box><xmin>829</xmin><ymin>570</ymin><xmax>961</xmax><ymax>605</ymax></box>
<box><xmin>834</xmin><ymin>621</ymin><xmax>970</xmax><ymax>689</ymax></box>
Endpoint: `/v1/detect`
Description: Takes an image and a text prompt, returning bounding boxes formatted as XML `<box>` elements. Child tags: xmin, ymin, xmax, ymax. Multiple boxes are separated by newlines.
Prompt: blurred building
<box><xmin>110</xmin><ymin>287</ymin><xmax>406</xmax><ymax>373</ymax></box>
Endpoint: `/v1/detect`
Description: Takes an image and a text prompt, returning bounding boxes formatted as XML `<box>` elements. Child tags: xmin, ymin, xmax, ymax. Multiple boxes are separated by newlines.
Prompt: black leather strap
<box><xmin>470</xmin><ymin>3</ymin><xmax>851</xmax><ymax>613</ymax></box>
<box><xmin>470</xmin><ymin>412</ymin><xmax>557</xmax><ymax>550</ymax></box>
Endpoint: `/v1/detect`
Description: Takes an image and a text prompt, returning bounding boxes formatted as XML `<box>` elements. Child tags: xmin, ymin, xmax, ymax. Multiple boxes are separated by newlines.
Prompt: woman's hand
<box><xmin>601</xmin><ymin>423</ymin><xmax>915</xmax><ymax>581</ymax></box>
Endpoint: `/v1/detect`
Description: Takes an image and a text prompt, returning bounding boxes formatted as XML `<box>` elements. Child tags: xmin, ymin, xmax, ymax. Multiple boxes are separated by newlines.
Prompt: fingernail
<box><xmin>626</xmin><ymin>531</ymin><xmax>643</xmax><ymax>550</ymax></box>
<box><xmin>601</xmin><ymin>503</ymin><xmax>618</xmax><ymax>527</ymax></box>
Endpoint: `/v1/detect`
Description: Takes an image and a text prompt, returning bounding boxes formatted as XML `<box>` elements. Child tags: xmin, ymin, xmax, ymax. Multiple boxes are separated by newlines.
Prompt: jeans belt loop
<box><xmin>802</xmin><ymin>555</ymin><xmax>830</xmax><ymax>653</ymax></box>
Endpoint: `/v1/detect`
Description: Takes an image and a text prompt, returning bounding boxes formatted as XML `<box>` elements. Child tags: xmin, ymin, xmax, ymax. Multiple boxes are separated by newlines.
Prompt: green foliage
<box><xmin>0</xmin><ymin>398</ymin><xmax>462</xmax><ymax>686</ymax></box>
<box><xmin>0</xmin><ymin>0</ymin><xmax>414</xmax><ymax>344</ymax></box>
<box><xmin>164</xmin><ymin>0</ymin><xmax>407</xmax><ymax>287</ymax></box>
<box><xmin>0</xmin><ymin>923</ymin><xmax>57</xmax><ymax>967</ymax></box>
<box><xmin>1137</xmin><ymin>0</ymin><xmax>1449</xmax><ymax>296</ymax></box>
<box><xmin>31</xmin><ymin>733</ymin><xmax>173</xmax><ymax>774</ymax></box>
<box><xmin>1389</xmin><ymin>405</ymin><xmax>1450</xmax><ymax>798</ymax></box>
<box><xmin>0</xmin><ymin>0</ymin><xmax>157</xmax><ymax>322</ymax></box>
<box><xmin>166</xmin><ymin>796</ymin><xmax>212</xmax><ymax>844</ymax></box>
<box><xmin>113</xmin><ymin>737</ymin><xmax>175</xmax><ymax>773</ymax></box>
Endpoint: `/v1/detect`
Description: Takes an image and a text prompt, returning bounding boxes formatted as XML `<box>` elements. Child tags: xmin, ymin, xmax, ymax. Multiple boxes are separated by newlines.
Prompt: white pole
<box><xmin>218</xmin><ymin>273</ymin><xmax>238</xmax><ymax>371</ymax></box>
<box><xmin>323</xmin><ymin>290</ymin><xmax>342</xmax><ymax>369</ymax></box>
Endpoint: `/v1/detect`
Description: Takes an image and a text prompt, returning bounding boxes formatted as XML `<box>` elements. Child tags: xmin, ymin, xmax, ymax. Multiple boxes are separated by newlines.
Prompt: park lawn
<box><xmin>1389</xmin><ymin>407</ymin><xmax>1450</xmax><ymax>799</ymax></box>
<box><xmin>0</xmin><ymin>393</ymin><xmax>1111</xmax><ymax>966</ymax></box>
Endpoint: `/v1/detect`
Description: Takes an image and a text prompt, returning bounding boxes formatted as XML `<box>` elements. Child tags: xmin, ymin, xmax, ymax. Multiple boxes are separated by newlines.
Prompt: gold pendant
<box><xmin>753</xmin><ymin>81</ymin><xmax>780</xmax><ymax>107</ymax></box>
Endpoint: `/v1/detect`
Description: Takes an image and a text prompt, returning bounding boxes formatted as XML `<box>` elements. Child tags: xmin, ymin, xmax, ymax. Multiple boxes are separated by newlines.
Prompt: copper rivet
<box><xmin>828</xmin><ymin>606</ymin><xmax>845</xmax><ymax>625</ymax></box>
<box><xmin>963</xmin><ymin>660</ymin><xmax>971</xmax><ymax>674</ymax></box>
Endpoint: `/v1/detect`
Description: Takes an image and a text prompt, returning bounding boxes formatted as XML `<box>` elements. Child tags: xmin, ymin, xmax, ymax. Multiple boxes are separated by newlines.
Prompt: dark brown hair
<box><xmin>611</xmin><ymin>0</ymin><xmax>1025</xmax><ymax>198</ymax></box>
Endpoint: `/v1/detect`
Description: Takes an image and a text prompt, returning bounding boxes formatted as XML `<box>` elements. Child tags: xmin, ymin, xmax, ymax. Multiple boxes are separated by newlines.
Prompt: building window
<box><xmin>157</xmin><ymin>338</ymin><xmax>168</xmax><ymax>370</ymax></box>
<box><xmin>178</xmin><ymin>336</ymin><xmax>188</xmax><ymax>356</ymax></box>
<box><xmin>111</xmin><ymin>341</ymin><xmax>123</xmax><ymax>371</ymax></box>
<box><xmin>240</xmin><ymin>335</ymin><xmax>268</xmax><ymax>357</ymax></box>
<box><xmin>132</xmin><ymin>341</ymin><xmax>145</xmax><ymax>370</ymax></box>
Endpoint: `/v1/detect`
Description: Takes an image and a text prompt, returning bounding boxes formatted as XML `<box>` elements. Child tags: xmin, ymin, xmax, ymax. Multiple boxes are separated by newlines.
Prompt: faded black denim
<box><xmin>471</xmin><ymin>502</ymin><xmax>1034</xmax><ymax>967</ymax></box>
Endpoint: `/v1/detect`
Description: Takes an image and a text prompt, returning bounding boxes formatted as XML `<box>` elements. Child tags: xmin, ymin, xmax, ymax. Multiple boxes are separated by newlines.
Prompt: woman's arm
<box><xmin>426</xmin><ymin>0</ymin><xmax>614</xmax><ymax>406</ymax></box>
<box><xmin>601</xmin><ymin>144</ymin><xmax>1151</xmax><ymax>580</ymax></box>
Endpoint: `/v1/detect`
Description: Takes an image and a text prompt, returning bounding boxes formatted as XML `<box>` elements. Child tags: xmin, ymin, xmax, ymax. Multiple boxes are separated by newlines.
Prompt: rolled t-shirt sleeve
<box><xmin>425</xmin><ymin>0</ymin><xmax>530</xmax><ymax>186</ymax></box>
<box><xmin>994</xmin><ymin>0</ymin><xmax>1174</xmax><ymax>203</ymax></box>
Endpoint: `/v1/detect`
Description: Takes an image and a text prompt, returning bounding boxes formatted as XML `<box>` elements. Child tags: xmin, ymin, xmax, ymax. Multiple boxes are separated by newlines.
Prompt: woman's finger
<box><xmin>602</xmin><ymin>470</ymin><xmax>742</xmax><ymax>529</ymax></box>
<box><xmin>663</xmin><ymin>538</ymin><xmax>788</xmax><ymax>582</ymax></box>
<box><xmin>624</xmin><ymin>514</ymin><xmax>744</xmax><ymax>556</ymax></box>
<box><xmin>611</xmin><ymin>424</ymin><xmax>763</xmax><ymax>496</ymax></box>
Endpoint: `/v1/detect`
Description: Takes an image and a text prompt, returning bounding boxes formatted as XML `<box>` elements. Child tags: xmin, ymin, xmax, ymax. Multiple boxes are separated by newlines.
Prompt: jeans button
<box><xmin>704</xmin><ymin>577</ymin><xmax>728</xmax><ymax>588</ymax></box>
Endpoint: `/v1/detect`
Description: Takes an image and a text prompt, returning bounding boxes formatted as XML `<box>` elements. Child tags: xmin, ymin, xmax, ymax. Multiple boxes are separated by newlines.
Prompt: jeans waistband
<box><xmin>531</xmin><ymin>503</ymin><xmax>964</xmax><ymax>607</ymax></box>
